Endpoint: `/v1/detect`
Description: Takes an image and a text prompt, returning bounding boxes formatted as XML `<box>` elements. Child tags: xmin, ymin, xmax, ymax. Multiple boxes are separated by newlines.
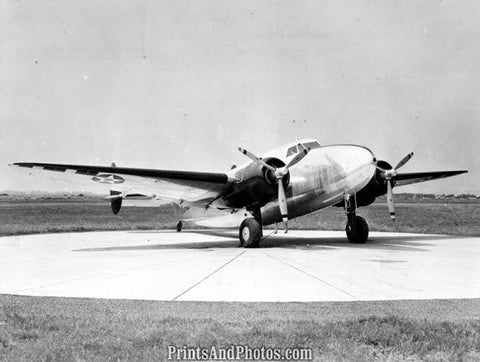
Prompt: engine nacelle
<box><xmin>355</xmin><ymin>160</ymin><xmax>394</xmax><ymax>207</ymax></box>
<box><xmin>334</xmin><ymin>160</ymin><xmax>394</xmax><ymax>208</ymax></box>
<box><xmin>222</xmin><ymin>157</ymin><xmax>288</xmax><ymax>209</ymax></box>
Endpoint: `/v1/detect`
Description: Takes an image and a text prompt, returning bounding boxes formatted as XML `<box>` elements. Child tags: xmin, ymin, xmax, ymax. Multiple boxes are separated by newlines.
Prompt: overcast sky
<box><xmin>1</xmin><ymin>0</ymin><xmax>478</xmax><ymax>194</ymax></box>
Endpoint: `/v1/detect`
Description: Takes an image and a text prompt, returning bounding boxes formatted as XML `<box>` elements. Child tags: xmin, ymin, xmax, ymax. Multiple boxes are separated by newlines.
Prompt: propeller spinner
<box><xmin>238</xmin><ymin>145</ymin><xmax>309</xmax><ymax>231</ymax></box>
<box><xmin>377</xmin><ymin>152</ymin><xmax>414</xmax><ymax>220</ymax></box>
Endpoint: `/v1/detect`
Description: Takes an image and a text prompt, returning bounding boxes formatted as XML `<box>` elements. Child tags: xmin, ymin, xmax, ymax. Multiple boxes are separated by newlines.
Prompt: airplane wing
<box><xmin>11</xmin><ymin>162</ymin><xmax>232</xmax><ymax>204</ymax></box>
<box><xmin>394</xmin><ymin>170</ymin><xmax>468</xmax><ymax>187</ymax></box>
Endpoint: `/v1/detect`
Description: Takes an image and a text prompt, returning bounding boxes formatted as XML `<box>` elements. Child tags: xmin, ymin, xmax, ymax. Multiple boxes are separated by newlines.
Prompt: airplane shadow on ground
<box><xmin>72</xmin><ymin>229</ymin><xmax>464</xmax><ymax>253</ymax></box>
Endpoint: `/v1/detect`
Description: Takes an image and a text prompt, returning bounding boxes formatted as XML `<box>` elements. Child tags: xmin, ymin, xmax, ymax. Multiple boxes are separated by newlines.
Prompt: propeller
<box><xmin>239</xmin><ymin>148</ymin><xmax>277</xmax><ymax>172</ymax></box>
<box><xmin>238</xmin><ymin>145</ymin><xmax>309</xmax><ymax>231</ymax></box>
<box><xmin>377</xmin><ymin>152</ymin><xmax>414</xmax><ymax>220</ymax></box>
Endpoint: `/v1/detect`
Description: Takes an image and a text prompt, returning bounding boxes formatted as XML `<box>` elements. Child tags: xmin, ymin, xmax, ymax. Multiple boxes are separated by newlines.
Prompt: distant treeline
<box><xmin>377</xmin><ymin>193</ymin><xmax>480</xmax><ymax>200</ymax></box>
<box><xmin>1</xmin><ymin>191</ymin><xmax>479</xmax><ymax>200</ymax></box>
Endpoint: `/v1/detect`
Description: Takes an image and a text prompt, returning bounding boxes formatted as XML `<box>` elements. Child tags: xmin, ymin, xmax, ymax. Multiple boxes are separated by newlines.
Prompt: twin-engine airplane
<box><xmin>12</xmin><ymin>139</ymin><xmax>467</xmax><ymax>247</ymax></box>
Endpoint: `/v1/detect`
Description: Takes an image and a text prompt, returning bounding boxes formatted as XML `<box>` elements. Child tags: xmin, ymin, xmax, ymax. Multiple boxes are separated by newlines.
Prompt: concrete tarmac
<box><xmin>1</xmin><ymin>230</ymin><xmax>479</xmax><ymax>302</ymax></box>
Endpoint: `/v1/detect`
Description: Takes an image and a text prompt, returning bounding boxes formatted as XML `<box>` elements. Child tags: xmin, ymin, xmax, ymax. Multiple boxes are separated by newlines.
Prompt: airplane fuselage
<box><xmin>226</xmin><ymin>140</ymin><xmax>377</xmax><ymax>225</ymax></box>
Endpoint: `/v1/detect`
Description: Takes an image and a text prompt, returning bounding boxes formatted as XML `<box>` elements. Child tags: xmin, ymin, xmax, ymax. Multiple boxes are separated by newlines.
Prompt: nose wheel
<box><xmin>344</xmin><ymin>193</ymin><xmax>369</xmax><ymax>243</ymax></box>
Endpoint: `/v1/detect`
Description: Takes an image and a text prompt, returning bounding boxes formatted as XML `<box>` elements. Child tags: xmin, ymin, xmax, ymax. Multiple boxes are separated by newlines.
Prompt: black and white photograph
<box><xmin>1</xmin><ymin>0</ymin><xmax>479</xmax><ymax>361</ymax></box>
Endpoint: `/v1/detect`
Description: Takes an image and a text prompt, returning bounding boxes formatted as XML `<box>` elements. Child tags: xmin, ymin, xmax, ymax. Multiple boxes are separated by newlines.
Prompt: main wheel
<box><xmin>346</xmin><ymin>215</ymin><xmax>369</xmax><ymax>243</ymax></box>
<box><xmin>239</xmin><ymin>218</ymin><xmax>262</xmax><ymax>248</ymax></box>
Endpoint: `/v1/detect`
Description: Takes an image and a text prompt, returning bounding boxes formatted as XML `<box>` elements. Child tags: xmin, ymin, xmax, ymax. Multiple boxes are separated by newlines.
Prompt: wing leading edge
<box><xmin>12</xmin><ymin>162</ymin><xmax>229</xmax><ymax>183</ymax></box>
<box><xmin>394</xmin><ymin>170</ymin><xmax>468</xmax><ymax>187</ymax></box>
<box><xmin>11</xmin><ymin>162</ymin><xmax>232</xmax><ymax>203</ymax></box>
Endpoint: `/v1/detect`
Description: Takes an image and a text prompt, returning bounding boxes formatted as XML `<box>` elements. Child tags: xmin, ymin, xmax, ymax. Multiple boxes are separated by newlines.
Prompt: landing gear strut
<box><xmin>239</xmin><ymin>208</ymin><xmax>263</xmax><ymax>248</ymax></box>
<box><xmin>344</xmin><ymin>193</ymin><xmax>369</xmax><ymax>243</ymax></box>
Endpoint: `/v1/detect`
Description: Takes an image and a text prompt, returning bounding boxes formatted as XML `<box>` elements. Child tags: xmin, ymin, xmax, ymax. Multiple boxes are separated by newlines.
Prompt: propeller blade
<box><xmin>285</xmin><ymin>146</ymin><xmax>309</xmax><ymax>169</ymax></box>
<box><xmin>238</xmin><ymin>147</ymin><xmax>276</xmax><ymax>172</ymax></box>
<box><xmin>278</xmin><ymin>179</ymin><xmax>288</xmax><ymax>222</ymax></box>
<box><xmin>395</xmin><ymin>152</ymin><xmax>414</xmax><ymax>170</ymax></box>
<box><xmin>386</xmin><ymin>180</ymin><xmax>395</xmax><ymax>220</ymax></box>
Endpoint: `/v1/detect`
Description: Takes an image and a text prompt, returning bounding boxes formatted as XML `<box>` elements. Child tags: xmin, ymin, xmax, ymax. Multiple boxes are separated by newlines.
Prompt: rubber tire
<box><xmin>346</xmin><ymin>216</ymin><xmax>369</xmax><ymax>244</ymax></box>
<box><xmin>239</xmin><ymin>218</ymin><xmax>262</xmax><ymax>248</ymax></box>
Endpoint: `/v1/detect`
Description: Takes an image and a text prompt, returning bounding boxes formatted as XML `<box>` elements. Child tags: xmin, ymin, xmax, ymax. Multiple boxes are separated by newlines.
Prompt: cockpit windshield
<box><xmin>286</xmin><ymin>146</ymin><xmax>298</xmax><ymax>157</ymax></box>
<box><xmin>286</xmin><ymin>141</ymin><xmax>320</xmax><ymax>157</ymax></box>
<box><xmin>302</xmin><ymin>141</ymin><xmax>320</xmax><ymax>150</ymax></box>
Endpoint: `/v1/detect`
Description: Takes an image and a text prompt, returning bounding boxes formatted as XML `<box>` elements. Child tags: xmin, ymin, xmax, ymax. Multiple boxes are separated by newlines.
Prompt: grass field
<box><xmin>1</xmin><ymin>295</ymin><xmax>480</xmax><ymax>361</ymax></box>
<box><xmin>1</xmin><ymin>196</ymin><xmax>479</xmax><ymax>361</ymax></box>
<box><xmin>1</xmin><ymin>196</ymin><xmax>479</xmax><ymax>237</ymax></box>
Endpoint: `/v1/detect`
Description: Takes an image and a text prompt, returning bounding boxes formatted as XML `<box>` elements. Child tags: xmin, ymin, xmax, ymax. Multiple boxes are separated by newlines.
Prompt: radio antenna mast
<box><xmin>292</xmin><ymin>119</ymin><xmax>308</xmax><ymax>141</ymax></box>
<box><xmin>292</xmin><ymin>120</ymin><xmax>298</xmax><ymax>141</ymax></box>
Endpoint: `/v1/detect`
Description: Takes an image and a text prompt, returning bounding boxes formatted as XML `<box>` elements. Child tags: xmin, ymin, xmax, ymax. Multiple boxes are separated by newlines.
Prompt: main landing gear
<box><xmin>239</xmin><ymin>209</ymin><xmax>263</xmax><ymax>248</ymax></box>
<box><xmin>344</xmin><ymin>193</ymin><xmax>369</xmax><ymax>243</ymax></box>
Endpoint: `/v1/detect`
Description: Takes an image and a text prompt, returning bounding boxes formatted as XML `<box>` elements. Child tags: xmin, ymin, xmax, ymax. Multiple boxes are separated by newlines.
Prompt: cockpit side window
<box><xmin>302</xmin><ymin>141</ymin><xmax>320</xmax><ymax>150</ymax></box>
<box><xmin>286</xmin><ymin>146</ymin><xmax>298</xmax><ymax>157</ymax></box>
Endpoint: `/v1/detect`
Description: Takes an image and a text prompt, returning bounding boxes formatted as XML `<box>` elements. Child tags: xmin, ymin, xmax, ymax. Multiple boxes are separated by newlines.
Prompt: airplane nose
<box><xmin>342</xmin><ymin>145</ymin><xmax>376</xmax><ymax>174</ymax></box>
<box><xmin>362</xmin><ymin>147</ymin><xmax>376</xmax><ymax>166</ymax></box>
<box><xmin>322</xmin><ymin>145</ymin><xmax>376</xmax><ymax>179</ymax></box>
<box><xmin>354</xmin><ymin>146</ymin><xmax>377</xmax><ymax>179</ymax></box>
<box><xmin>334</xmin><ymin>146</ymin><xmax>377</xmax><ymax>192</ymax></box>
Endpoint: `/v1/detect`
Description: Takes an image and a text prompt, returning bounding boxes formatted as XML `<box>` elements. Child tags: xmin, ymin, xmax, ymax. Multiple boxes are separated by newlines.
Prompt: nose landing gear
<box><xmin>344</xmin><ymin>193</ymin><xmax>369</xmax><ymax>243</ymax></box>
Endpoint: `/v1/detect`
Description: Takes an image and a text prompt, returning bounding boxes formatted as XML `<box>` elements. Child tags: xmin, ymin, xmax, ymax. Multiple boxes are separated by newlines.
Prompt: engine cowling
<box><xmin>222</xmin><ymin>157</ymin><xmax>289</xmax><ymax>209</ymax></box>
<box><xmin>354</xmin><ymin>160</ymin><xmax>395</xmax><ymax>207</ymax></box>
